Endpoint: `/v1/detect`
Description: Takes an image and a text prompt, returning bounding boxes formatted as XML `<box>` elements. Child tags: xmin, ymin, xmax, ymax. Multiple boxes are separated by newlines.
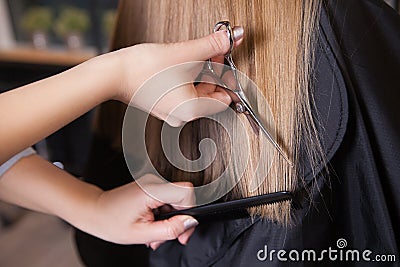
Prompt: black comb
<box><xmin>154</xmin><ymin>191</ymin><xmax>299</xmax><ymax>222</ymax></box>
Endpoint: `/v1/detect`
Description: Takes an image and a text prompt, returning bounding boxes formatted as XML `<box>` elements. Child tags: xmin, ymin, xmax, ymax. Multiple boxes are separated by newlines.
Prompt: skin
<box><xmin>0</xmin><ymin>29</ymin><xmax>243</xmax><ymax>249</ymax></box>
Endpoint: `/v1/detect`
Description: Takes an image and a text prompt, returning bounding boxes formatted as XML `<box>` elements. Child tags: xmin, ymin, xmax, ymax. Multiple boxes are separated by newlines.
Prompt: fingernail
<box><xmin>183</xmin><ymin>218</ymin><xmax>199</xmax><ymax>231</ymax></box>
<box><xmin>233</xmin><ymin>26</ymin><xmax>244</xmax><ymax>41</ymax></box>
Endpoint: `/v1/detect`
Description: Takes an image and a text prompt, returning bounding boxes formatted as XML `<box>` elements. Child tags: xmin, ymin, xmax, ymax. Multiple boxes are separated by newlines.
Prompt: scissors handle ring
<box><xmin>213</xmin><ymin>21</ymin><xmax>234</xmax><ymax>55</ymax></box>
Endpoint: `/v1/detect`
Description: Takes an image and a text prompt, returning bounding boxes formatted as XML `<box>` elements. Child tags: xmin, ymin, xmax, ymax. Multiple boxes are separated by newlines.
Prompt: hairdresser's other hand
<box><xmin>112</xmin><ymin>27</ymin><xmax>244</xmax><ymax>126</ymax></box>
<box><xmin>90</xmin><ymin>175</ymin><xmax>197</xmax><ymax>248</ymax></box>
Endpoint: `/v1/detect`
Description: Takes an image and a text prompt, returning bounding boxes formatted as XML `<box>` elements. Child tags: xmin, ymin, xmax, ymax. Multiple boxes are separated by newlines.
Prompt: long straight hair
<box><xmin>112</xmin><ymin>0</ymin><xmax>323</xmax><ymax>224</ymax></box>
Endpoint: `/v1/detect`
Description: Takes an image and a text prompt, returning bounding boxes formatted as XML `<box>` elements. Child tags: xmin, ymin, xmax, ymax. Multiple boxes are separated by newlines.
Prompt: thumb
<box><xmin>175</xmin><ymin>26</ymin><xmax>244</xmax><ymax>62</ymax></box>
<box><xmin>144</xmin><ymin>215</ymin><xmax>199</xmax><ymax>242</ymax></box>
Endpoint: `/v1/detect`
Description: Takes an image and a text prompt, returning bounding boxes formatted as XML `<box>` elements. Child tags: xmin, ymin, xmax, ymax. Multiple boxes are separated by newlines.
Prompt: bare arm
<box><xmin>0</xmin><ymin>154</ymin><xmax>197</xmax><ymax>245</ymax></box>
<box><xmin>0</xmin><ymin>55</ymin><xmax>117</xmax><ymax>164</ymax></box>
<box><xmin>0</xmin><ymin>30</ymin><xmax>238</xmax><ymax>164</ymax></box>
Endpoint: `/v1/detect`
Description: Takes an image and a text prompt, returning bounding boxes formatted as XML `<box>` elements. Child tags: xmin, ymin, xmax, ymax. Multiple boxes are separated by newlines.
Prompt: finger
<box><xmin>149</xmin><ymin>241</ymin><xmax>164</xmax><ymax>251</ymax></box>
<box><xmin>196</xmin><ymin>84</ymin><xmax>232</xmax><ymax>106</ymax></box>
<box><xmin>141</xmin><ymin>179</ymin><xmax>195</xmax><ymax>209</ymax></box>
<box><xmin>232</xmin><ymin>26</ymin><xmax>245</xmax><ymax>47</ymax></box>
<box><xmin>208</xmin><ymin>26</ymin><xmax>244</xmax><ymax>65</ymax></box>
<box><xmin>174</xmin><ymin>26</ymin><xmax>244</xmax><ymax>62</ymax></box>
<box><xmin>177</xmin><ymin>227</ymin><xmax>196</xmax><ymax>245</ymax></box>
<box><xmin>186</xmin><ymin>96</ymin><xmax>231</xmax><ymax>121</ymax></box>
<box><xmin>163</xmin><ymin>89</ymin><xmax>230</xmax><ymax>124</ymax></box>
<box><xmin>195</xmin><ymin>79</ymin><xmax>218</xmax><ymax>95</ymax></box>
<box><xmin>150</xmin><ymin>108</ymin><xmax>185</xmax><ymax>127</ymax></box>
<box><xmin>210</xmin><ymin>54</ymin><xmax>225</xmax><ymax>65</ymax></box>
<box><xmin>164</xmin><ymin>114</ymin><xmax>185</xmax><ymax>128</ymax></box>
<box><xmin>141</xmin><ymin>215</ymin><xmax>198</xmax><ymax>243</ymax></box>
<box><xmin>149</xmin><ymin>225</ymin><xmax>195</xmax><ymax>249</ymax></box>
<box><xmin>207</xmin><ymin>26</ymin><xmax>244</xmax><ymax>80</ymax></box>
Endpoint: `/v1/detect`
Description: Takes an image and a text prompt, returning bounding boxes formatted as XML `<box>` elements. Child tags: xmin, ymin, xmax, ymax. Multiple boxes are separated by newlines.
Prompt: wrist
<box><xmin>106</xmin><ymin>47</ymin><xmax>138</xmax><ymax>103</ymax></box>
<box><xmin>82</xmin><ymin>182</ymin><xmax>140</xmax><ymax>243</ymax></box>
<box><xmin>56</xmin><ymin>182</ymin><xmax>104</xmax><ymax>233</ymax></box>
<box><xmin>84</xmin><ymin>51</ymin><xmax>124</xmax><ymax>103</ymax></box>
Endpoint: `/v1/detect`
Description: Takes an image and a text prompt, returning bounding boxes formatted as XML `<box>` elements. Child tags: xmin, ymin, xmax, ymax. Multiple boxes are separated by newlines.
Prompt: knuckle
<box><xmin>165</xmin><ymin>224</ymin><xmax>180</xmax><ymax>240</ymax></box>
<box><xmin>208</xmin><ymin>33</ymin><xmax>228</xmax><ymax>54</ymax></box>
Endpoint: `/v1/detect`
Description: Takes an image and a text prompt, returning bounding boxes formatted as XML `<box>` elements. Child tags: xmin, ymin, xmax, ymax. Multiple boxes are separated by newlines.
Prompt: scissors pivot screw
<box><xmin>204</xmin><ymin>21</ymin><xmax>294</xmax><ymax>167</ymax></box>
<box><xmin>235</xmin><ymin>103</ymin><xmax>246</xmax><ymax>113</ymax></box>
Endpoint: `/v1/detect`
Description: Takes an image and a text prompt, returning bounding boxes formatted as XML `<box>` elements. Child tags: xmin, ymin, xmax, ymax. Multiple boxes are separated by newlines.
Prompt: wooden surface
<box><xmin>0</xmin><ymin>47</ymin><xmax>96</xmax><ymax>66</ymax></box>
<box><xmin>0</xmin><ymin>207</ymin><xmax>83</xmax><ymax>267</ymax></box>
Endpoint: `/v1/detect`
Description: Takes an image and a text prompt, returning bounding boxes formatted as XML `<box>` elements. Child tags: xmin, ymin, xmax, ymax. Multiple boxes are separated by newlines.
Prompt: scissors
<box><xmin>204</xmin><ymin>21</ymin><xmax>293</xmax><ymax>167</ymax></box>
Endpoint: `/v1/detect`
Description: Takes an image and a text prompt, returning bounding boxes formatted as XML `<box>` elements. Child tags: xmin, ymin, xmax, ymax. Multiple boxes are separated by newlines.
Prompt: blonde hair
<box><xmin>113</xmin><ymin>0</ymin><xmax>323</xmax><ymax>224</ymax></box>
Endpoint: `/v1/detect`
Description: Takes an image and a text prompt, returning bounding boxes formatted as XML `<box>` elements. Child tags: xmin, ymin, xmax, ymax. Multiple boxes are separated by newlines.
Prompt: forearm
<box><xmin>0</xmin><ymin>53</ymin><xmax>120</xmax><ymax>164</ymax></box>
<box><xmin>0</xmin><ymin>155</ymin><xmax>102</xmax><ymax>229</ymax></box>
<box><xmin>0</xmin><ymin>31</ymin><xmax>236</xmax><ymax>164</ymax></box>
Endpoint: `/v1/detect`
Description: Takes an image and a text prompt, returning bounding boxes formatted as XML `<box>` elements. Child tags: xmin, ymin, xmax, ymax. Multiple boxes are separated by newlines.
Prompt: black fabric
<box><xmin>149</xmin><ymin>0</ymin><xmax>400</xmax><ymax>266</ymax></box>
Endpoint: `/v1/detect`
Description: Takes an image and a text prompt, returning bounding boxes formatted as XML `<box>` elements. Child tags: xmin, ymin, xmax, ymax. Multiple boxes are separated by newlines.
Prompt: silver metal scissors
<box><xmin>204</xmin><ymin>21</ymin><xmax>293</xmax><ymax>167</ymax></box>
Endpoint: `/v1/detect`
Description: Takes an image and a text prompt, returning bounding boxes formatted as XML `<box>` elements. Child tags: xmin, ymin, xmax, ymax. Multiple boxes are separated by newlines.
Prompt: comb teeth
<box><xmin>154</xmin><ymin>191</ymin><xmax>301</xmax><ymax>222</ymax></box>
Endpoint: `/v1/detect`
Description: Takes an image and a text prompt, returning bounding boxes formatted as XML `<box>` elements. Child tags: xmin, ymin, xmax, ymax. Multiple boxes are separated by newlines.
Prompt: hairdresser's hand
<box><xmin>90</xmin><ymin>175</ymin><xmax>197</xmax><ymax>249</ymax></box>
<box><xmin>0</xmin><ymin>27</ymin><xmax>243</xmax><ymax>162</ymax></box>
<box><xmin>112</xmin><ymin>27</ymin><xmax>244</xmax><ymax>126</ymax></box>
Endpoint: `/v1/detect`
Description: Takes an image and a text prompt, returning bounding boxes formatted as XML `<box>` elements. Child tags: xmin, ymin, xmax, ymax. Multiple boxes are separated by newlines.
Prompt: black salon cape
<box><xmin>149</xmin><ymin>1</ymin><xmax>400</xmax><ymax>266</ymax></box>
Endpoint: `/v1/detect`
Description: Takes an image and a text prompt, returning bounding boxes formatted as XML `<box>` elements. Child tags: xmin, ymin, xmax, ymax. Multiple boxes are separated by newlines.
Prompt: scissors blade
<box><xmin>235</xmin><ymin>91</ymin><xmax>294</xmax><ymax>167</ymax></box>
<box><xmin>207</xmin><ymin>21</ymin><xmax>293</xmax><ymax>167</ymax></box>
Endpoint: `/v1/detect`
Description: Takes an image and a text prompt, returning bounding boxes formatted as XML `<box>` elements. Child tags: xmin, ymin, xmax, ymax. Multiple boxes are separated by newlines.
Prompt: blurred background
<box><xmin>0</xmin><ymin>0</ymin><xmax>118</xmax><ymax>175</ymax></box>
<box><xmin>0</xmin><ymin>0</ymin><xmax>399</xmax><ymax>266</ymax></box>
<box><xmin>0</xmin><ymin>0</ymin><xmax>117</xmax><ymax>266</ymax></box>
